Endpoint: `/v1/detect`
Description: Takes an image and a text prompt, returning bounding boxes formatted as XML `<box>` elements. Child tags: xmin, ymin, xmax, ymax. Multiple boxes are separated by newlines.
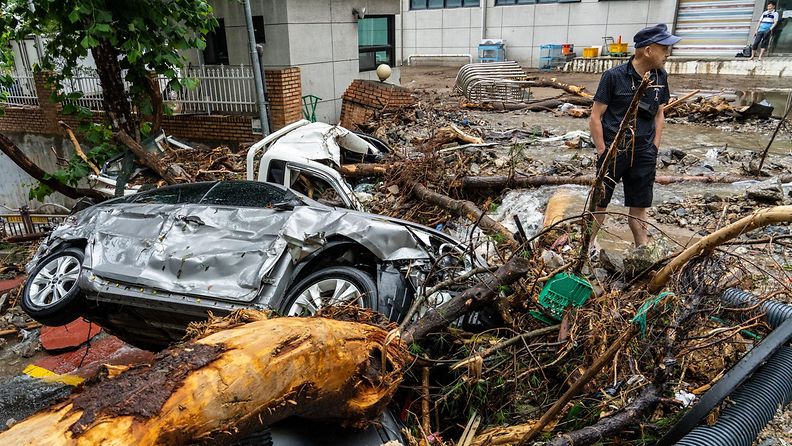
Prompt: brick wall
<box><xmin>265</xmin><ymin>67</ymin><xmax>303</xmax><ymax>131</ymax></box>
<box><xmin>339</xmin><ymin>80</ymin><xmax>415</xmax><ymax>131</ymax></box>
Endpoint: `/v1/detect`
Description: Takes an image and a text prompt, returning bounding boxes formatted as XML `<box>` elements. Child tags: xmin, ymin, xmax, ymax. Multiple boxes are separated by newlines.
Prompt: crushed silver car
<box><xmin>22</xmin><ymin>180</ymin><xmax>475</xmax><ymax>350</ymax></box>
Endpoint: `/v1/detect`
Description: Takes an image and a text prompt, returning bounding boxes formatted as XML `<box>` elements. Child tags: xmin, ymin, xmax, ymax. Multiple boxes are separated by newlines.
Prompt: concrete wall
<box><xmin>207</xmin><ymin>0</ymin><xmax>400</xmax><ymax>124</ymax></box>
<box><xmin>401</xmin><ymin>0</ymin><xmax>679</xmax><ymax>68</ymax></box>
<box><xmin>0</xmin><ymin>134</ymin><xmax>75</xmax><ymax>210</ymax></box>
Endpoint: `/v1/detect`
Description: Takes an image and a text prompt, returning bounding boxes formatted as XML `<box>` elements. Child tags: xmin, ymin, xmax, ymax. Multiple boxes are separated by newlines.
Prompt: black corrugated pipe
<box><xmin>672</xmin><ymin>346</ymin><xmax>792</xmax><ymax>446</ymax></box>
<box><xmin>721</xmin><ymin>288</ymin><xmax>792</xmax><ymax>328</ymax></box>
<box><xmin>658</xmin><ymin>290</ymin><xmax>792</xmax><ymax>446</ymax></box>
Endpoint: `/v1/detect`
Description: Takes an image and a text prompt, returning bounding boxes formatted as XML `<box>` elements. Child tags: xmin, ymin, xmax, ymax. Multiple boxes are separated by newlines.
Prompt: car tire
<box><xmin>280</xmin><ymin>266</ymin><xmax>378</xmax><ymax>316</ymax></box>
<box><xmin>21</xmin><ymin>247</ymin><xmax>85</xmax><ymax>326</ymax></box>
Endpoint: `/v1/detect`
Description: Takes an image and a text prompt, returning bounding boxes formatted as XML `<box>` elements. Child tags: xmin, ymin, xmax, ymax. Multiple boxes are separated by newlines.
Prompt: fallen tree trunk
<box><xmin>457</xmin><ymin>173</ymin><xmax>792</xmax><ymax>191</ymax></box>
<box><xmin>0</xmin><ymin>133</ymin><xmax>105</xmax><ymax>200</ymax></box>
<box><xmin>410</xmin><ymin>183</ymin><xmax>518</xmax><ymax>248</ymax></box>
<box><xmin>545</xmin><ymin>385</ymin><xmax>660</xmax><ymax>446</ymax></box>
<box><xmin>648</xmin><ymin>205</ymin><xmax>792</xmax><ymax>293</ymax></box>
<box><xmin>477</xmin><ymin>95</ymin><xmax>592</xmax><ymax>112</ymax></box>
<box><xmin>0</xmin><ymin>313</ymin><xmax>409</xmax><ymax>445</ymax></box>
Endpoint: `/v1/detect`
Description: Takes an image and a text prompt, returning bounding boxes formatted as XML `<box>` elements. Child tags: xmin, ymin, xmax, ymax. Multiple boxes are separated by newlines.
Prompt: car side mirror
<box><xmin>272</xmin><ymin>198</ymin><xmax>303</xmax><ymax>211</ymax></box>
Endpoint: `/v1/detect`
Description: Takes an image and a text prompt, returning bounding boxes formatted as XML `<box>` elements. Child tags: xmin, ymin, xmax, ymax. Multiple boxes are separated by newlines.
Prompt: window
<box><xmin>130</xmin><ymin>183</ymin><xmax>215</xmax><ymax>205</ymax></box>
<box><xmin>411</xmin><ymin>0</ymin><xmax>479</xmax><ymax>8</ymax></box>
<box><xmin>358</xmin><ymin>16</ymin><xmax>395</xmax><ymax>72</ymax></box>
<box><xmin>200</xmin><ymin>181</ymin><xmax>287</xmax><ymax>208</ymax></box>
<box><xmin>253</xmin><ymin>15</ymin><xmax>265</xmax><ymax>44</ymax></box>
<box><xmin>495</xmin><ymin>0</ymin><xmax>579</xmax><ymax>4</ymax></box>
<box><xmin>203</xmin><ymin>18</ymin><xmax>229</xmax><ymax>65</ymax></box>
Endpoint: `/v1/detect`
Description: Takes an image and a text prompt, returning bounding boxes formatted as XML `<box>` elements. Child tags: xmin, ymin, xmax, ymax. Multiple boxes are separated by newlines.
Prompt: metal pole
<box><xmin>242</xmin><ymin>0</ymin><xmax>269</xmax><ymax>135</ymax></box>
<box><xmin>256</xmin><ymin>44</ymin><xmax>272</xmax><ymax>135</ymax></box>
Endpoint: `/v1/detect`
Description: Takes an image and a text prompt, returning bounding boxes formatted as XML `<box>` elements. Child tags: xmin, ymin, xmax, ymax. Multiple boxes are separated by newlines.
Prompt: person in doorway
<box><xmin>588</xmin><ymin>24</ymin><xmax>680</xmax><ymax>253</ymax></box>
<box><xmin>751</xmin><ymin>1</ymin><xmax>780</xmax><ymax>60</ymax></box>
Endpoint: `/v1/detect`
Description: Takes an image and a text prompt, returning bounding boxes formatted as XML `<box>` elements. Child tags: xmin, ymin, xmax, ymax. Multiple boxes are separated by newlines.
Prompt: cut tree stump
<box><xmin>0</xmin><ymin>313</ymin><xmax>410</xmax><ymax>445</ymax></box>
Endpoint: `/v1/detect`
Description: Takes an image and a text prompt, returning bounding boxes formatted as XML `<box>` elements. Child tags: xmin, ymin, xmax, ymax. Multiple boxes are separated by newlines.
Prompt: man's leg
<box><xmin>589</xmin><ymin>206</ymin><xmax>608</xmax><ymax>240</ymax></box>
<box><xmin>758</xmin><ymin>47</ymin><xmax>766</xmax><ymax>60</ymax></box>
<box><xmin>628</xmin><ymin>207</ymin><xmax>649</xmax><ymax>247</ymax></box>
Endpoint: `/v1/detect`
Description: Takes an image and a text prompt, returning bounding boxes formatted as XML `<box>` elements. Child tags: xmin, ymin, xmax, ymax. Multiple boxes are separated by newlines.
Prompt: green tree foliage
<box><xmin>0</xmin><ymin>0</ymin><xmax>216</xmax><ymax>198</ymax></box>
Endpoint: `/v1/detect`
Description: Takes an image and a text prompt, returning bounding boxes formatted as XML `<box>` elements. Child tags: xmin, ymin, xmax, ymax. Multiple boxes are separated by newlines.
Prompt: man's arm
<box><xmin>590</xmin><ymin>102</ymin><xmax>608</xmax><ymax>156</ymax></box>
<box><xmin>771</xmin><ymin>12</ymin><xmax>779</xmax><ymax>31</ymax></box>
<box><xmin>653</xmin><ymin>106</ymin><xmax>665</xmax><ymax>148</ymax></box>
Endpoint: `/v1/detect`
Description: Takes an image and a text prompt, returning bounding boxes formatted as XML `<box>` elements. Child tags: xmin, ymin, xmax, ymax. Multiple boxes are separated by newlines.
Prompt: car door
<box><xmin>284</xmin><ymin>162</ymin><xmax>363</xmax><ymax>211</ymax></box>
<box><xmin>148</xmin><ymin>181</ymin><xmax>293</xmax><ymax>302</ymax></box>
<box><xmin>87</xmin><ymin>182</ymin><xmax>214</xmax><ymax>286</ymax></box>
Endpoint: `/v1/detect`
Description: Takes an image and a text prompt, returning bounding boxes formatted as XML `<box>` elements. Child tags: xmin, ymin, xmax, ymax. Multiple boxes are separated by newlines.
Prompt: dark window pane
<box><xmin>463</xmin><ymin>0</ymin><xmax>480</xmax><ymax>6</ymax></box>
<box><xmin>252</xmin><ymin>16</ymin><xmax>265</xmax><ymax>44</ymax></box>
<box><xmin>495</xmin><ymin>0</ymin><xmax>516</xmax><ymax>4</ymax></box>
<box><xmin>446</xmin><ymin>0</ymin><xmax>463</xmax><ymax>7</ymax></box>
<box><xmin>428</xmin><ymin>0</ymin><xmax>444</xmax><ymax>8</ymax></box>
<box><xmin>200</xmin><ymin>181</ymin><xmax>286</xmax><ymax>208</ymax></box>
<box><xmin>131</xmin><ymin>183</ymin><xmax>214</xmax><ymax>205</ymax></box>
<box><xmin>517</xmin><ymin>0</ymin><xmax>535</xmax><ymax>3</ymax></box>
<box><xmin>203</xmin><ymin>18</ymin><xmax>229</xmax><ymax>65</ymax></box>
<box><xmin>411</xmin><ymin>0</ymin><xmax>428</xmax><ymax>9</ymax></box>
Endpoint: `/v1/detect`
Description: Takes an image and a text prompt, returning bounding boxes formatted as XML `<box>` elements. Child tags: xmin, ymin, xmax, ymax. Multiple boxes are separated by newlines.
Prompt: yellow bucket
<box><xmin>609</xmin><ymin>43</ymin><xmax>628</xmax><ymax>54</ymax></box>
<box><xmin>583</xmin><ymin>47</ymin><xmax>599</xmax><ymax>58</ymax></box>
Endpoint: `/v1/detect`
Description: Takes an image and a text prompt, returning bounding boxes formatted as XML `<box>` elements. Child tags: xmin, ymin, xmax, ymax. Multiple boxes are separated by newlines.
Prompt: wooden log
<box><xmin>663</xmin><ymin>89</ymin><xmax>700</xmax><ymax>112</ymax></box>
<box><xmin>0</xmin><ymin>314</ymin><xmax>410</xmax><ymax>445</ymax></box>
<box><xmin>410</xmin><ymin>183</ymin><xmax>517</xmax><ymax>248</ymax></box>
<box><xmin>339</xmin><ymin>163</ymin><xmax>391</xmax><ymax>178</ymax></box>
<box><xmin>114</xmin><ymin>130</ymin><xmax>177</xmax><ymax>185</ymax></box>
<box><xmin>648</xmin><ymin>205</ymin><xmax>792</xmax><ymax>293</ymax></box>
<box><xmin>532</xmin><ymin>78</ymin><xmax>594</xmax><ymax>99</ymax></box>
<box><xmin>457</xmin><ymin>173</ymin><xmax>792</xmax><ymax>191</ymax></box>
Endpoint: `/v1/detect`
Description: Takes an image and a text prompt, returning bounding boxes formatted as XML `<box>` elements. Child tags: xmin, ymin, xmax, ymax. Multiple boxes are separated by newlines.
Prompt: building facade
<box><xmin>400</xmin><ymin>0</ymin><xmax>791</xmax><ymax>64</ymax></box>
<box><xmin>197</xmin><ymin>0</ymin><xmax>402</xmax><ymax>124</ymax></box>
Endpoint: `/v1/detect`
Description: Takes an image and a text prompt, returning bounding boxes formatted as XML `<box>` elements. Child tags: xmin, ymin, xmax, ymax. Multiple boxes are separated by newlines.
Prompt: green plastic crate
<box><xmin>536</xmin><ymin>273</ymin><xmax>593</xmax><ymax>320</ymax></box>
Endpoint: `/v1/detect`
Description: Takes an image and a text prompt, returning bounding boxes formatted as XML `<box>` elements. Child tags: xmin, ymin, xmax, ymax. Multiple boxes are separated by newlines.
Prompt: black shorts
<box><xmin>595</xmin><ymin>145</ymin><xmax>657</xmax><ymax>208</ymax></box>
<box><xmin>753</xmin><ymin>30</ymin><xmax>771</xmax><ymax>50</ymax></box>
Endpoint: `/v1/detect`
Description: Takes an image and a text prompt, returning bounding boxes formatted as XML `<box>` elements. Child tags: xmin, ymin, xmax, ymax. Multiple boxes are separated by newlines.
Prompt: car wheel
<box><xmin>21</xmin><ymin>247</ymin><xmax>85</xmax><ymax>326</ymax></box>
<box><xmin>280</xmin><ymin>266</ymin><xmax>377</xmax><ymax>317</ymax></box>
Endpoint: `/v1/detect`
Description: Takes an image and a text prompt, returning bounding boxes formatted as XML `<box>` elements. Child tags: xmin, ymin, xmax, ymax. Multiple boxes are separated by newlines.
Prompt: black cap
<box><xmin>633</xmin><ymin>24</ymin><xmax>682</xmax><ymax>48</ymax></box>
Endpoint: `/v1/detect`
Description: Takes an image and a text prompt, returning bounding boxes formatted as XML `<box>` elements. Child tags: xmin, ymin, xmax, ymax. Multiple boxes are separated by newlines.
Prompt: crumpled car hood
<box><xmin>36</xmin><ymin>203</ymin><xmax>434</xmax><ymax>301</ymax></box>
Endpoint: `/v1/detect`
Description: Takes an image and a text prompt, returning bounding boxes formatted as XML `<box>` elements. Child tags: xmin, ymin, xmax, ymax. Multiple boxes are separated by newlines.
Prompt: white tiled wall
<box><xmin>401</xmin><ymin>0</ymin><xmax>679</xmax><ymax>68</ymax></box>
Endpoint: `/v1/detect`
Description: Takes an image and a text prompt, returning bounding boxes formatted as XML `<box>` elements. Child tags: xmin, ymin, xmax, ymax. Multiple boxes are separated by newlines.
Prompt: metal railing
<box><xmin>0</xmin><ymin>69</ymin><xmax>39</xmax><ymax>107</ymax></box>
<box><xmin>0</xmin><ymin>204</ymin><xmax>68</xmax><ymax>239</ymax></box>
<box><xmin>161</xmin><ymin>65</ymin><xmax>258</xmax><ymax>114</ymax></box>
<box><xmin>3</xmin><ymin>65</ymin><xmax>258</xmax><ymax>115</ymax></box>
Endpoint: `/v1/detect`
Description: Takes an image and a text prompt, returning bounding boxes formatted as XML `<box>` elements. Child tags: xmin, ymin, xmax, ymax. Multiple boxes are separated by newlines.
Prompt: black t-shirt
<box><xmin>594</xmin><ymin>58</ymin><xmax>670</xmax><ymax>151</ymax></box>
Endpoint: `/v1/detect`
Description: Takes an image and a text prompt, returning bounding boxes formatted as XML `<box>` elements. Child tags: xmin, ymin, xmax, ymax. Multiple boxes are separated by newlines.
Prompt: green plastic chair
<box><xmin>302</xmin><ymin>95</ymin><xmax>321</xmax><ymax>122</ymax></box>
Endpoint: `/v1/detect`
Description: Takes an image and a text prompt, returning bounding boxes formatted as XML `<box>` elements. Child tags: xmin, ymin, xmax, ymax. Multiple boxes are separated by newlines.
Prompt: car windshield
<box><xmin>127</xmin><ymin>182</ymin><xmax>215</xmax><ymax>205</ymax></box>
<box><xmin>200</xmin><ymin>181</ymin><xmax>288</xmax><ymax>208</ymax></box>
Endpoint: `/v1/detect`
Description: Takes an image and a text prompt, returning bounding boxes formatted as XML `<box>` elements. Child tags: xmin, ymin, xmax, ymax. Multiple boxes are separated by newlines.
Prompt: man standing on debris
<box><xmin>589</xmin><ymin>24</ymin><xmax>680</xmax><ymax>250</ymax></box>
<box><xmin>750</xmin><ymin>1</ymin><xmax>779</xmax><ymax>60</ymax></box>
